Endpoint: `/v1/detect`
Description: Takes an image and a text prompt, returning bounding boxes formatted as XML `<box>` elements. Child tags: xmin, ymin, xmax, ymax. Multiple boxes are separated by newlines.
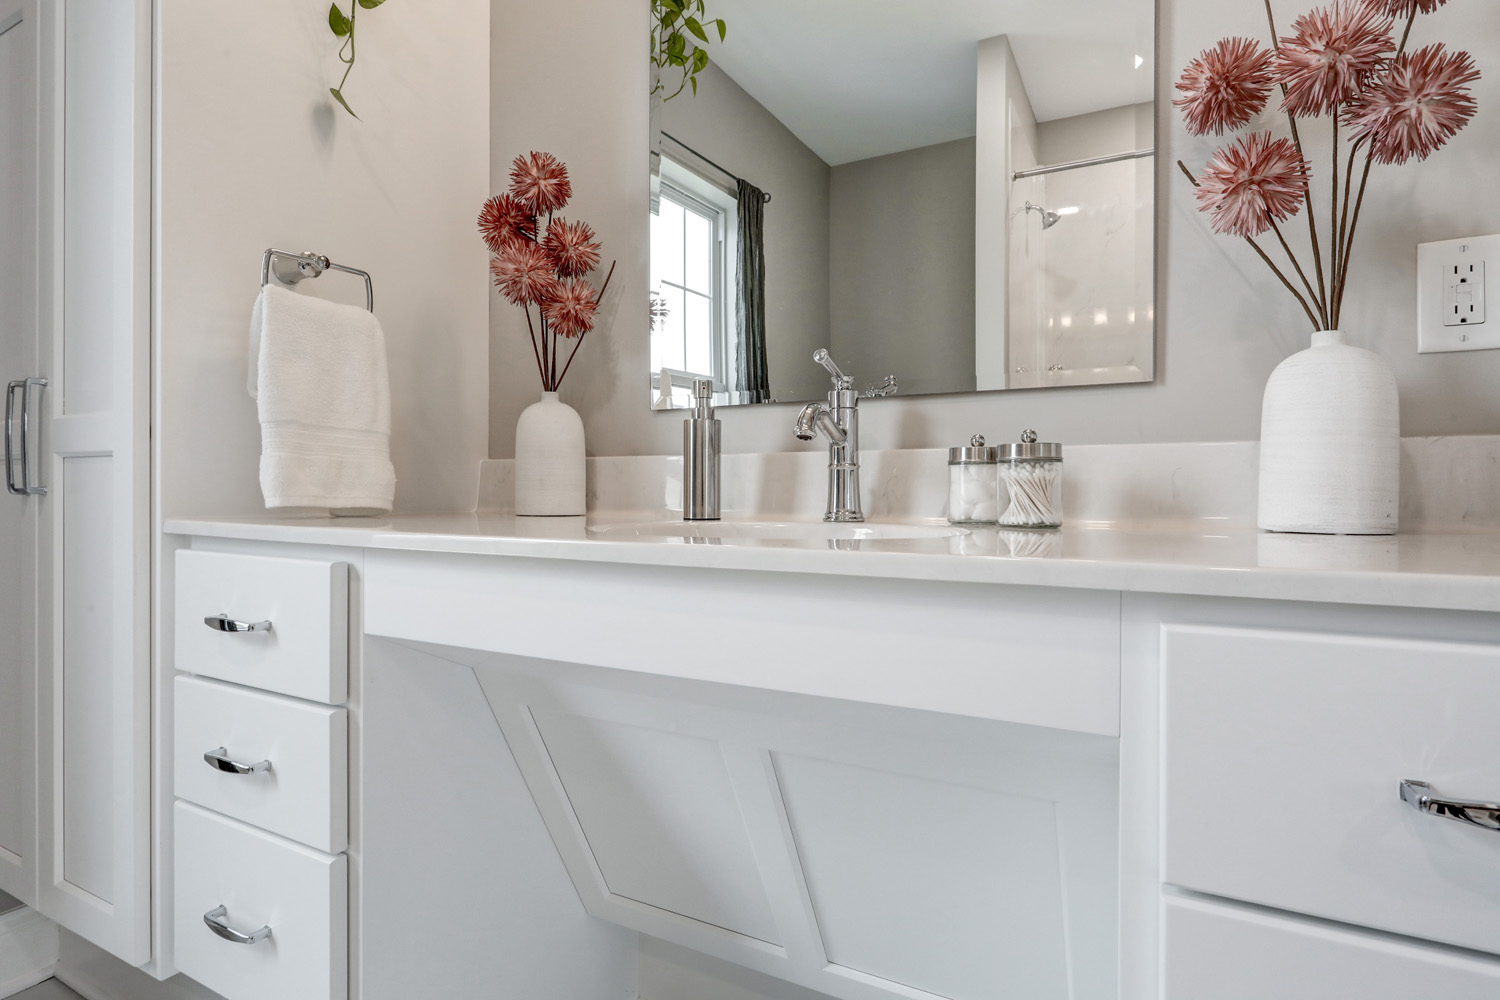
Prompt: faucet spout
<box><xmin>794</xmin><ymin>402</ymin><xmax>846</xmax><ymax>445</ymax></box>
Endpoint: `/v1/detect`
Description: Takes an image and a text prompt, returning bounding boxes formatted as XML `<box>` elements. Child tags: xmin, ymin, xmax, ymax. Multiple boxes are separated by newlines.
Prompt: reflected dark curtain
<box><xmin>735</xmin><ymin>179</ymin><xmax>770</xmax><ymax>404</ymax></box>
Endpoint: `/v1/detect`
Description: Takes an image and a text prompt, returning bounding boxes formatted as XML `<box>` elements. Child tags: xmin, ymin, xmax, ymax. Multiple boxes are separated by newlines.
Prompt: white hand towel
<box><xmin>249</xmin><ymin>284</ymin><xmax>396</xmax><ymax>515</ymax></box>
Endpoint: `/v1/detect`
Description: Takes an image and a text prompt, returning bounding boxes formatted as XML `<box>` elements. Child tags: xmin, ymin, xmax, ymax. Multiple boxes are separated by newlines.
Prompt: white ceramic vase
<box><xmin>515</xmin><ymin>391</ymin><xmax>586</xmax><ymax>516</ymax></box>
<box><xmin>1257</xmin><ymin>330</ymin><xmax>1399</xmax><ymax>535</ymax></box>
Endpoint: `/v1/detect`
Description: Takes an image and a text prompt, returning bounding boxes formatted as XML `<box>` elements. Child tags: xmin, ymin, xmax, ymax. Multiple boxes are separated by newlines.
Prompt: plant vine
<box><xmin>651</xmin><ymin>0</ymin><xmax>726</xmax><ymax>100</ymax></box>
<box><xmin>327</xmin><ymin>0</ymin><xmax>388</xmax><ymax>119</ymax></box>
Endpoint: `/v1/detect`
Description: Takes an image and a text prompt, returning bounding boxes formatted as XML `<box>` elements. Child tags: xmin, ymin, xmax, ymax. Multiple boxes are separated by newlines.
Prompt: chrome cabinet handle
<box><xmin>1400</xmin><ymin>780</ymin><xmax>1500</xmax><ymax>833</ymax></box>
<box><xmin>5</xmin><ymin>381</ymin><xmax>21</xmax><ymax>496</ymax></box>
<box><xmin>203</xmin><ymin>905</ymin><xmax>271</xmax><ymax>945</ymax></box>
<box><xmin>203</xmin><ymin>747</ymin><xmax>271</xmax><ymax>775</ymax></box>
<box><xmin>19</xmin><ymin>378</ymin><xmax>45</xmax><ymax>496</ymax></box>
<box><xmin>203</xmin><ymin>614</ymin><xmax>272</xmax><ymax>633</ymax></box>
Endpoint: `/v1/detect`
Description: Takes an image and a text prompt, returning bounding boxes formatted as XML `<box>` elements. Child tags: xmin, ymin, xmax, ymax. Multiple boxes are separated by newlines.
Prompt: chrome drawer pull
<box><xmin>204</xmin><ymin>614</ymin><xmax>271</xmax><ymax>633</ymax></box>
<box><xmin>1400</xmin><ymin>780</ymin><xmax>1500</xmax><ymax>833</ymax></box>
<box><xmin>203</xmin><ymin>905</ymin><xmax>271</xmax><ymax>945</ymax></box>
<box><xmin>204</xmin><ymin>747</ymin><xmax>271</xmax><ymax>775</ymax></box>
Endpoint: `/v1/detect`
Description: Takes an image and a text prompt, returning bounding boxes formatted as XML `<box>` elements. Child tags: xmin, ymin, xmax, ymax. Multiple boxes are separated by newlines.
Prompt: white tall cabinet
<box><xmin>0</xmin><ymin>0</ymin><xmax>42</xmax><ymax>911</ymax></box>
<box><xmin>0</xmin><ymin>0</ymin><xmax>154</xmax><ymax>971</ymax></box>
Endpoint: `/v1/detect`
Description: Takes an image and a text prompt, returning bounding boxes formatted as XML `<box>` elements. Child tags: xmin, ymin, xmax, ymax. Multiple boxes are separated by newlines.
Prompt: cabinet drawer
<box><xmin>174</xmin><ymin>676</ymin><xmax>348</xmax><ymax>854</ymax></box>
<box><xmin>174</xmin><ymin>802</ymin><xmax>347</xmax><ymax>1000</ymax></box>
<box><xmin>1163</xmin><ymin>625</ymin><xmax>1500</xmax><ymax>955</ymax></box>
<box><xmin>176</xmin><ymin>550</ymin><xmax>349</xmax><ymax>704</ymax></box>
<box><xmin>1163</xmin><ymin>895</ymin><xmax>1500</xmax><ymax>998</ymax></box>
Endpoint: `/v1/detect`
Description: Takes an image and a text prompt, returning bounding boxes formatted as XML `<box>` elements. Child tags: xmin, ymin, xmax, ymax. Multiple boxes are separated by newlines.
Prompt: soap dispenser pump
<box><xmin>683</xmin><ymin>378</ymin><xmax>720</xmax><ymax>520</ymax></box>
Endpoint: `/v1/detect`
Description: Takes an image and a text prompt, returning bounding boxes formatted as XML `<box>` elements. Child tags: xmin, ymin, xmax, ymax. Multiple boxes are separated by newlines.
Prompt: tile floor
<box><xmin>11</xmin><ymin>982</ymin><xmax>82</xmax><ymax>1000</ymax></box>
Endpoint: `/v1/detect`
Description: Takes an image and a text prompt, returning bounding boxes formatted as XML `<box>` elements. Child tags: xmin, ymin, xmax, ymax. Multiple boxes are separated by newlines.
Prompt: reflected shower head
<box><xmin>1025</xmin><ymin>201</ymin><xmax>1061</xmax><ymax>230</ymax></box>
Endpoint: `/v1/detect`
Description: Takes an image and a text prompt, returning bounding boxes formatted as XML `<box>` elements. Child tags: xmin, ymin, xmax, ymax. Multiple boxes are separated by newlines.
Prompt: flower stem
<box><xmin>554</xmin><ymin>260</ymin><xmax>618</xmax><ymax>391</ymax></box>
<box><xmin>1270</xmin><ymin>218</ymin><xmax>1325</xmax><ymax>326</ymax></box>
<box><xmin>1336</xmin><ymin>156</ymin><xmax>1375</xmax><ymax>329</ymax></box>
<box><xmin>1331</xmin><ymin>112</ymin><xmax>1340</xmax><ymax>320</ymax></box>
<box><xmin>523</xmin><ymin>301</ymin><xmax>545</xmax><ymax>387</ymax></box>
<box><xmin>1180</xmin><ymin>160</ymin><xmax>1320</xmax><ymax>331</ymax></box>
<box><xmin>1265</xmin><ymin>0</ymin><xmax>1329</xmax><ymax>321</ymax></box>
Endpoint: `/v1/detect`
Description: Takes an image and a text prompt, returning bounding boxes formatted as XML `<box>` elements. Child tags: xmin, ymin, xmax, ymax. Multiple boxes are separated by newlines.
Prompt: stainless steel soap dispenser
<box><xmin>683</xmin><ymin>378</ymin><xmax>720</xmax><ymax>520</ymax></box>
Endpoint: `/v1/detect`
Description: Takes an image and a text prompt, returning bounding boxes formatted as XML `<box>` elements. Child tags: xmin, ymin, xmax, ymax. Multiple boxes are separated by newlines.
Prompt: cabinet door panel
<box><xmin>0</xmin><ymin>0</ymin><xmax>39</xmax><ymax>908</ymax></box>
<box><xmin>33</xmin><ymin>0</ymin><xmax>152</xmax><ymax>965</ymax></box>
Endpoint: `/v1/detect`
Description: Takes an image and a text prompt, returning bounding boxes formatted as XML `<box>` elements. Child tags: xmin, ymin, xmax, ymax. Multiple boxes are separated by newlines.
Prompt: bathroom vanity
<box><xmin>160</xmin><ymin>473</ymin><xmax>1500</xmax><ymax>1000</ymax></box>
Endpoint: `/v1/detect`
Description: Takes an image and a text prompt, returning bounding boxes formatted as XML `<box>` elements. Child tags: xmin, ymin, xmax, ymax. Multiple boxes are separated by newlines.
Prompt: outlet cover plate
<box><xmin>1418</xmin><ymin>235</ymin><xmax>1500</xmax><ymax>353</ymax></box>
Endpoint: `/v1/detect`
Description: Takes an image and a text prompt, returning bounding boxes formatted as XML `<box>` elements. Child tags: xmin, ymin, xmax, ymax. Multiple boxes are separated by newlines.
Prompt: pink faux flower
<box><xmin>1277</xmin><ymin>1</ymin><xmax>1394</xmax><ymax>117</ymax></box>
<box><xmin>543</xmin><ymin>279</ymin><xmax>599</xmax><ymax>339</ymax></box>
<box><xmin>1367</xmin><ymin>0</ymin><xmax>1446</xmax><ymax>16</ymax></box>
<box><xmin>509</xmin><ymin>151</ymin><xmax>572</xmax><ymax>216</ymax></box>
<box><xmin>490</xmin><ymin>240</ymin><xmax>560</xmax><ymax>306</ymax></box>
<box><xmin>477</xmin><ymin>193</ymin><xmax>536</xmax><ymax>253</ymax></box>
<box><xmin>1176</xmin><ymin>38</ymin><xmax>1278</xmax><ymax>136</ymax></box>
<box><xmin>543</xmin><ymin>218</ymin><xmax>603</xmax><ymax>278</ymax></box>
<box><xmin>1195</xmin><ymin>132</ymin><xmax>1311</xmax><ymax>238</ymax></box>
<box><xmin>1345</xmin><ymin>44</ymin><xmax>1479</xmax><ymax>163</ymax></box>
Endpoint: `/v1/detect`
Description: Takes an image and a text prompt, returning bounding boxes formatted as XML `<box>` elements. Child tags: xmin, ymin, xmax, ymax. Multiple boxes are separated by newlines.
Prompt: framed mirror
<box><xmin>648</xmin><ymin>0</ymin><xmax>1156</xmax><ymax>408</ymax></box>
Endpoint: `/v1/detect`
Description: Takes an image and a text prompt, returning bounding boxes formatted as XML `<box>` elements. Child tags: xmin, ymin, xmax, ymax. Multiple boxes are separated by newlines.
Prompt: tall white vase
<box><xmin>1258</xmin><ymin>330</ymin><xmax>1399</xmax><ymax>535</ymax></box>
<box><xmin>515</xmin><ymin>391</ymin><xmax>586</xmax><ymax>516</ymax></box>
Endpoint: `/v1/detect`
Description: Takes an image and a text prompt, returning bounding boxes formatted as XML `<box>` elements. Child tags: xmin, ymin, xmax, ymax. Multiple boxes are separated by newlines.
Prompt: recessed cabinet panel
<box><xmin>774</xmin><ymin>754</ymin><xmax>1069</xmax><ymax>1000</ymax></box>
<box><xmin>1164</xmin><ymin>895</ymin><xmax>1500</xmax><ymax>999</ymax></box>
<box><xmin>61</xmin><ymin>455</ymin><xmax>115</xmax><ymax>900</ymax></box>
<box><xmin>532</xmin><ymin>710</ymin><xmax>781</xmax><ymax>945</ymax></box>
<box><xmin>1163</xmin><ymin>625</ymin><xmax>1500</xmax><ymax>956</ymax></box>
<box><xmin>477</xmin><ymin>654</ymin><xmax>1121</xmax><ymax>1000</ymax></box>
<box><xmin>175</xmin><ymin>550</ymin><xmax>349</xmax><ymax>705</ymax></box>
<box><xmin>173</xmin><ymin>676</ymin><xmax>348</xmax><ymax>854</ymax></box>
<box><xmin>174</xmin><ymin>802</ymin><xmax>347</xmax><ymax>1000</ymax></box>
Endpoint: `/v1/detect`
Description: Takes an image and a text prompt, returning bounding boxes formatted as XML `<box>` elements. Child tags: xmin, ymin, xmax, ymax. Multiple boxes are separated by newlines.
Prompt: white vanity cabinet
<box><xmin>1136</xmin><ymin>600</ymin><xmax>1500</xmax><ymax>998</ymax></box>
<box><xmin>163</xmin><ymin>524</ymin><xmax>1500</xmax><ymax>1000</ymax></box>
<box><xmin>170</xmin><ymin>549</ymin><xmax>353</xmax><ymax>1000</ymax></box>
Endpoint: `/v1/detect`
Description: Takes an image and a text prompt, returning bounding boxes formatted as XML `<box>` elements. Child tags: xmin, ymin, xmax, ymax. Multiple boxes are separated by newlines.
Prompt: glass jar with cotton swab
<box><xmin>997</xmin><ymin>430</ymin><xmax>1063</xmax><ymax>528</ymax></box>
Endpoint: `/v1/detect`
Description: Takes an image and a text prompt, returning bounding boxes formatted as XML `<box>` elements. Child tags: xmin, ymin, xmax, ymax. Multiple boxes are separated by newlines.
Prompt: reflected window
<box><xmin>650</xmin><ymin>160</ymin><xmax>736</xmax><ymax>406</ymax></box>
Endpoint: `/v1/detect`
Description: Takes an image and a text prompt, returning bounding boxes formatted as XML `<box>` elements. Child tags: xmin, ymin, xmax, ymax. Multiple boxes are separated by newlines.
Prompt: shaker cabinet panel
<box><xmin>1162</xmin><ymin>624</ymin><xmax>1500</xmax><ymax>956</ymax></box>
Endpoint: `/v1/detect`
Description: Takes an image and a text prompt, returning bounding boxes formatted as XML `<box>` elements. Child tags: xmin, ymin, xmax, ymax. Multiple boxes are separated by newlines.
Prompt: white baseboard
<box><xmin>0</xmin><ymin>907</ymin><xmax>60</xmax><ymax>999</ymax></box>
<box><xmin>53</xmin><ymin>931</ymin><xmax>221</xmax><ymax>1000</ymax></box>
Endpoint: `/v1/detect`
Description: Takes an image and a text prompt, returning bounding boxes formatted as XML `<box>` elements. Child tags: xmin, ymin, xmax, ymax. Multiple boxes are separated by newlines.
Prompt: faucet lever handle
<box><xmin>863</xmin><ymin>375</ymin><xmax>898</xmax><ymax>398</ymax></box>
<box><xmin>813</xmin><ymin>349</ymin><xmax>853</xmax><ymax>389</ymax></box>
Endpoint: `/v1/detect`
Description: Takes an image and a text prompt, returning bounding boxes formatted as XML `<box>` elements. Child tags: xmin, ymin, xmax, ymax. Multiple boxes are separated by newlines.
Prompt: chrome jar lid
<box><xmin>997</xmin><ymin>429</ymin><xmax>1062</xmax><ymax>461</ymax></box>
<box><xmin>949</xmin><ymin>434</ymin><xmax>999</xmax><ymax>463</ymax></box>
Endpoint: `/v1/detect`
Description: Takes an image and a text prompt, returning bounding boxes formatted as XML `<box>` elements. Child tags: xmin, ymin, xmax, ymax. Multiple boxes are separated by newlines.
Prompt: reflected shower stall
<box><xmin>1008</xmin><ymin>149</ymin><xmax>1154</xmax><ymax>389</ymax></box>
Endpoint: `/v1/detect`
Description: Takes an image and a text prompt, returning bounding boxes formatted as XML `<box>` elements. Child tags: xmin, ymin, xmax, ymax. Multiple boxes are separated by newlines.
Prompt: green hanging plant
<box><xmin>327</xmin><ymin>0</ymin><xmax>388</xmax><ymax>119</ymax></box>
<box><xmin>651</xmin><ymin>0</ymin><xmax>726</xmax><ymax>101</ymax></box>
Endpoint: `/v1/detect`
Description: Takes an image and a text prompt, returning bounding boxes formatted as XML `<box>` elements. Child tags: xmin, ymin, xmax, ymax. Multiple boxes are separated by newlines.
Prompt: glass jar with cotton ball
<box><xmin>947</xmin><ymin>435</ymin><xmax>1000</xmax><ymax>525</ymax></box>
<box><xmin>998</xmin><ymin>430</ymin><xmax>1063</xmax><ymax>528</ymax></box>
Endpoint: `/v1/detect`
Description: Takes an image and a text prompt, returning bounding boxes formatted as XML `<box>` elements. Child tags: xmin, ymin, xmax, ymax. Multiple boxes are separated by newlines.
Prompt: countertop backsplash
<box><xmin>474</xmin><ymin>435</ymin><xmax>1500</xmax><ymax>533</ymax></box>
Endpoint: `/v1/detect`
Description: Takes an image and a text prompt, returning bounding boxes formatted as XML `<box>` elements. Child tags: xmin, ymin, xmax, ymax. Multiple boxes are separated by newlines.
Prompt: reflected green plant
<box><xmin>652</xmin><ymin>0</ymin><xmax>727</xmax><ymax>100</ymax></box>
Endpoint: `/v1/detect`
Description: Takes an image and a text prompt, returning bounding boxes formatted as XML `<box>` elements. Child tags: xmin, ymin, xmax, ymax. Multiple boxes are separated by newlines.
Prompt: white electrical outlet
<box><xmin>1418</xmin><ymin>235</ymin><xmax>1500</xmax><ymax>353</ymax></box>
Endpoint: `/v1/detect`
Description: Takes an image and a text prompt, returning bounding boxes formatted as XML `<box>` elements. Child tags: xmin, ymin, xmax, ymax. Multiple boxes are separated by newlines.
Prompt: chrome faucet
<box><xmin>793</xmin><ymin>349</ymin><xmax>896</xmax><ymax>522</ymax></box>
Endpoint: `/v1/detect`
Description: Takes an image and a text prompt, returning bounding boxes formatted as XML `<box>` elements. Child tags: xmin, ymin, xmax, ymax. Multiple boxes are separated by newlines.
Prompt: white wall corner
<box><xmin>0</xmin><ymin>907</ymin><xmax>60</xmax><ymax>998</ymax></box>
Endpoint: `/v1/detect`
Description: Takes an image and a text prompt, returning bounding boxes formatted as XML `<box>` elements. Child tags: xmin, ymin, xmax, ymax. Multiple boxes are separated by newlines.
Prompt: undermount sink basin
<box><xmin>588</xmin><ymin>519</ymin><xmax>968</xmax><ymax>542</ymax></box>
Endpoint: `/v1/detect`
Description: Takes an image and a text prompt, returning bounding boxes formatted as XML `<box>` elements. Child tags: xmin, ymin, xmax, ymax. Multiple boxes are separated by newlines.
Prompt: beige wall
<box><xmin>489</xmin><ymin>0</ymin><xmax>1500</xmax><ymax>461</ymax></box>
<box><xmin>157</xmin><ymin>0</ymin><xmax>491</xmax><ymax>514</ymax></box>
<box><xmin>830</xmin><ymin>138</ymin><xmax>977</xmax><ymax>397</ymax></box>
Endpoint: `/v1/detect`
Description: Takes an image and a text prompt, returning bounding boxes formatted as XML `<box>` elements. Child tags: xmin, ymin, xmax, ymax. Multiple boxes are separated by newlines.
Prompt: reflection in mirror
<box><xmin>647</xmin><ymin>0</ymin><xmax>1155</xmax><ymax>407</ymax></box>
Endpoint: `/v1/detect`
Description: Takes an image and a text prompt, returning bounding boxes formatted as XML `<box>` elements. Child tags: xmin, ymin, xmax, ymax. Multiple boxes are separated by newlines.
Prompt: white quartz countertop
<box><xmin>164</xmin><ymin>512</ymin><xmax>1500</xmax><ymax>614</ymax></box>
